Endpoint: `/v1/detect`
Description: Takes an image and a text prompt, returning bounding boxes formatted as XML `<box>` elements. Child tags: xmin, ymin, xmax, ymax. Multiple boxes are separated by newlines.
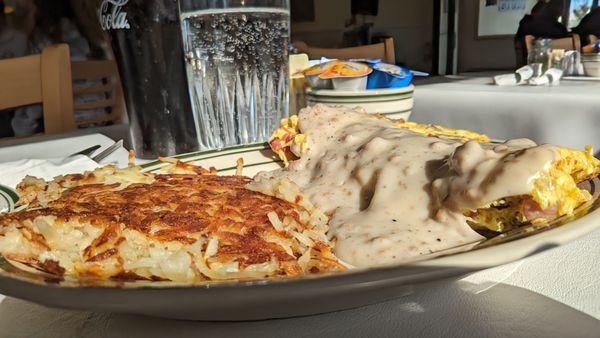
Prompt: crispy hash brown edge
<box><xmin>0</xmin><ymin>161</ymin><xmax>343</xmax><ymax>282</ymax></box>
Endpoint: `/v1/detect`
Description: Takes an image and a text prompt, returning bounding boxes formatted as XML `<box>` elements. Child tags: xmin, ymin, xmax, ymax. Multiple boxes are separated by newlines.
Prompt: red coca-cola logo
<box><xmin>99</xmin><ymin>0</ymin><xmax>130</xmax><ymax>30</ymax></box>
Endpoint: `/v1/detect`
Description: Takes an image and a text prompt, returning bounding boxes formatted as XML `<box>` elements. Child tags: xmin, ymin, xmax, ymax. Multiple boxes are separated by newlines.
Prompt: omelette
<box><xmin>0</xmin><ymin>162</ymin><xmax>342</xmax><ymax>281</ymax></box>
<box><xmin>466</xmin><ymin>146</ymin><xmax>600</xmax><ymax>231</ymax></box>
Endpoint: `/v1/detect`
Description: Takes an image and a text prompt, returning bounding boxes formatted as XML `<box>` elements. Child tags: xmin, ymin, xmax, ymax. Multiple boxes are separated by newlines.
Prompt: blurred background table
<box><xmin>412</xmin><ymin>75</ymin><xmax>600</xmax><ymax>151</ymax></box>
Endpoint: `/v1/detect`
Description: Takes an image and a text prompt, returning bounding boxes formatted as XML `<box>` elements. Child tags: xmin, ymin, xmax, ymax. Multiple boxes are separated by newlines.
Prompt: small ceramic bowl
<box><xmin>305</xmin><ymin>74</ymin><xmax>333</xmax><ymax>89</ymax></box>
<box><xmin>331</xmin><ymin>76</ymin><xmax>368</xmax><ymax>90</ymax></box>
<box><xmin>582</xmin><ymin>59</ymin><xmax>600</xmax><ymax>77</ymax></box>
<box><xmin>581</xmin><ymin>52</ymin><xmax>600</xmax><ymax>61</ymax></box>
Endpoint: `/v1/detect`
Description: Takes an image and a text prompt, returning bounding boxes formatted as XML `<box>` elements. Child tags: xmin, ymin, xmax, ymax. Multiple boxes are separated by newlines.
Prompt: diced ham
<box><xmin>522</xmin><ymin>198</ymin><xmax>558</xmax><ymax>221</ymax></box>
<box><xmin>282</xmin><ymin>132</ymin><xmax>294</xmax><ymax>143</ymax></box>
<box><xmin>270</xmin><ymin>138</ymin><xmax>283</xmax><ymax>152</ymax></box>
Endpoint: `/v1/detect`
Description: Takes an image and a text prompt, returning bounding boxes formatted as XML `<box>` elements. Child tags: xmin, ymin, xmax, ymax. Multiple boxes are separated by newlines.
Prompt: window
<box><xmin>567</xmin><ymin>0</ymin><xmax>597</xmax><ymax>27</ymax></box>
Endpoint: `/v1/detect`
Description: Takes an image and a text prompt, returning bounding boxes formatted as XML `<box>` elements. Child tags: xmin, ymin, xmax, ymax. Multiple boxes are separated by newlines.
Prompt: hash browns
<box><xmin>0</xmin><ymin>164</ymin><xmax>341</xmax><ymax>282</ymax></box>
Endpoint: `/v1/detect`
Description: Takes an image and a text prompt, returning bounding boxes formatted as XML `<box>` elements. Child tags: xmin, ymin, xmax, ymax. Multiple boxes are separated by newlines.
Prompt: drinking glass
<box><xmin>179</xmin><ymin>0</ymin><xmax>290</xmax><ymax>150</ymax></box>
<box><xmin>527</xmin><ymin>38</ymin><xmax>552</xmax><ymax>77</ymax></box>
<box><xmin>98</xmin><ymin>0</ymin><xmax>200</xmax><ymax>159</ymax></box>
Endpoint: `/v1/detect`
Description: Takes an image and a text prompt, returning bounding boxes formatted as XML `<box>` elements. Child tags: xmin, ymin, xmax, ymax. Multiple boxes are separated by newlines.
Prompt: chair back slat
<box><xmin>296</xmin><ymin>38</ymin><xmax>396</xmax><ymax>64</ymax></box>
<box><xmin>71</xmin><ymin>60</ymin><xmax>124</xmax><ymax>125</ymax></box>
<box><xmin>0</xmin><ymin>54</ymin><xmax>43</xmax><ymax>110</ymax></box>
<box><xmin>71</xmin><ymin>60</ymin><xmax>119</xmax><ymax>81</ymax></box>
<box><xmin>41</xmin><ymin>45</ymin><xmax>76</xmax><ymax>133</ymax></box>
<box><xmin>73</xmin><ymin>83</ymin><xmax>114</xmax><ymax>95</ymax></box>
<box><xmin>77</xmin><ymin>112</ymin><xmax>121</xmax><ymax>126</ymax></box>
<box><xmin>74</xmin><ymin>97</ymin><xmax>116</xmax><ymax>111</ymax></box>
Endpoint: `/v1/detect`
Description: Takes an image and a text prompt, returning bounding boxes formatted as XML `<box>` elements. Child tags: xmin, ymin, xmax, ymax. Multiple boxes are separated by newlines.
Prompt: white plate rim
<box><xmin>0</xmin><ymin>185</ymin><xmax>18</xmax><ymax>213</ymax></box>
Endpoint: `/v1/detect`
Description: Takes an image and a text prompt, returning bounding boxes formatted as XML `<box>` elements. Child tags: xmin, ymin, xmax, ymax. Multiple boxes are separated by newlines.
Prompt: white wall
<box><xmin>291</xmin><ymin>0</ymin><xmax>434</xmax><ymax>72</ymax></box>
<box><xmin>477</xmin><ymin>0</ymin><xmax>536</xmax><ymax>36</ymax></box>
<box><xmin>457</xmin><ymin>0</ymin><xmax>518</xmax><ymax>72</ymax></box>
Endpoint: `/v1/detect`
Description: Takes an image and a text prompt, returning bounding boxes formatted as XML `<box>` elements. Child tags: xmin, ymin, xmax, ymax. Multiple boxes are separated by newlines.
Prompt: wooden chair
<box><xmin>0</xmin><ymin>44</ymin><xmax>76</xmax><ymax>134</ymax></box>
<box><xmin>71</xmin><ymin>59</ymin><xmax>125</xmax><ymax>127</ymax></box>
<box><xmin>293</xmin><ymin>37</ymin><xmax>396</xmax><ymax>64</ymax></box>
<box><xmin>0</xmin><ymin>44</ymin><xmax>125</xmax><ymax>139</ymax></box>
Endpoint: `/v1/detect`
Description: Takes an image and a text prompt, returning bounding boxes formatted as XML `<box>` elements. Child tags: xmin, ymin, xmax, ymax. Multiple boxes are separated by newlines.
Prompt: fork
<box><xmin>91</xmin><ymin>140</ymin><xmax>124</xmax><ymax>163</ymax></box>
<box><xmin>67</xmin><ymin>144</ymin><xmax>101</xmax><ymax>158</ymax></box>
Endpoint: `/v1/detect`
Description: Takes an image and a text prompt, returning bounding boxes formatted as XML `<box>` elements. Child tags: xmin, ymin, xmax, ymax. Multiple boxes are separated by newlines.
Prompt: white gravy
<box><xmin>255</xmin><ymin>105</ymin><xmax>558</xmax><ymax>267</ymax></box>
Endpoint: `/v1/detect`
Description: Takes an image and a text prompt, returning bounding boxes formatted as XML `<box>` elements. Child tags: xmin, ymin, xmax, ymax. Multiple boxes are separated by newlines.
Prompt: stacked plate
<box><xmin>306</xmin><ymin>85</ymin><xmax>414</xmax><ymax>121</ymax></box>
<box><xmin>582</xmin><ymin>53</ymin><xmax>600</xmax><ymax>77</ymax></box>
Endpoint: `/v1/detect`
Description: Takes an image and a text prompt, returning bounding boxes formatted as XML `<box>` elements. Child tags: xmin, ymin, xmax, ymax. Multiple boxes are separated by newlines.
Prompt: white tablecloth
<box><xmin>412</xmin><ymin>77</ymin><xmax>600</xmax><ymax>152</ymax></box>
<box><xmin>0</xmin><ymin>134</ymin><xmax>598</xmax><ymax>337</ymax></box>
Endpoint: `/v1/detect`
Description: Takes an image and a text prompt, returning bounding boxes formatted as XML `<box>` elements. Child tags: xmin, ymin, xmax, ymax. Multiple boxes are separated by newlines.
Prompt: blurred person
<box><xmin>572</xmin><ymin>7</ymin><xmax>600</xmax><ymax>46</ymax></box>
<box><xmin>515</xmin><ymin>0</ymin><xmax>569</xmax><ymax>41</ymax></box>
<box><xmin>29</xmin><ymin>0</ymin><xmax>90</xmax><ymax>59</ymax></box>
<box><xmin>514</xmin><ymin>1</ymin><xmax>569</xmax><ymax>66</ymax></box>
<box><xmin>69</xmin><ymin>0</ymin><xmax>112</xmax><ymax>60</ymax></box>
<box><xmin>0</xmin><ymin>0</ymin><xmax>29</xmax><ymax>59</ymax></box>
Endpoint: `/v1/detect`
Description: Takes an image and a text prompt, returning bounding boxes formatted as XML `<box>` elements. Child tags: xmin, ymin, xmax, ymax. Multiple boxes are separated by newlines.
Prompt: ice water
<box><xmin>181</xmin><ymin>8</ymin><xmax>290</xmax><ymax>150</ymax></box>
